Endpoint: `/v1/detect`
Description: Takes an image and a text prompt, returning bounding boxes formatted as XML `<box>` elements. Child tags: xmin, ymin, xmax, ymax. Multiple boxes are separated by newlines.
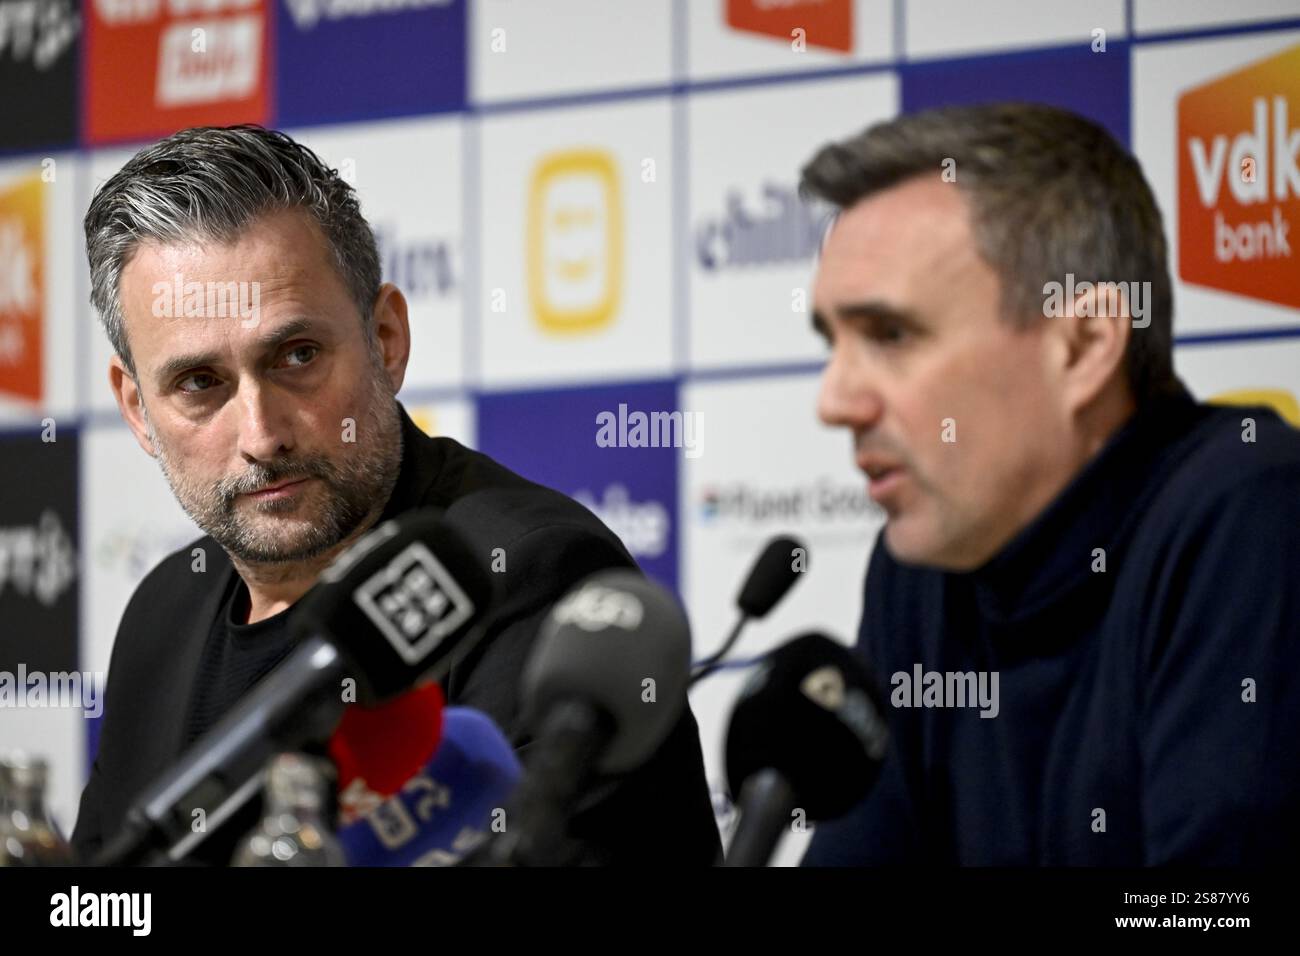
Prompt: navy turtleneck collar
<box><xmin>963</xmin><ymin>381</ymin><xmax>1203</xmax><ymax>628</ymax></box>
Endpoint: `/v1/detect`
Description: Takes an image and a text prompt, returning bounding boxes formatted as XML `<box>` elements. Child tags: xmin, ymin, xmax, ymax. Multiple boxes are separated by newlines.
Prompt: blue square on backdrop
<box><xmin>275</xmin><ymin>0</ymin><xmax>467</xmax><ymax>127</ymax></box>
<box><xmin>901</xmin><ymin>43</ymin><xmax>1130</xmax><ymax>148</ymax></box>
<box><xmin>476</xmin><ymin>380</ymin><xmax>681</xmax><ymax>592</ymax></box>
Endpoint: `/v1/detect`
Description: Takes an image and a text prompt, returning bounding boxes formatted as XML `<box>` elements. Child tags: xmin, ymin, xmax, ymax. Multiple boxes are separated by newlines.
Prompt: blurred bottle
<box><xmin>231</xmin><ymin>753</ymin><xmax>345</xmax><ymax>867</ymax></box>
<box><xmin>0</xmin><ymin>752</ymin><xmax>74</xmax><ymax>866</ymax></box>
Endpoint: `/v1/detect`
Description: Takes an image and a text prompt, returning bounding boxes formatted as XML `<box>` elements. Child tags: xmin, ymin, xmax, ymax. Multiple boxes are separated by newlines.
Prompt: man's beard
<box><xmin>145</xmin><ymin>375</ymin><xmax>403</xmax><ymax>566</ymax></box>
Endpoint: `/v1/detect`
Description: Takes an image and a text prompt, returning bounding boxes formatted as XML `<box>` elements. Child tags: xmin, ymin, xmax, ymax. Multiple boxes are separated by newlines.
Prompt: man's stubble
<box><xmin>142</xmin><ymin>367</ymin><xmax>403</xmax><ymax>568</ymax></box>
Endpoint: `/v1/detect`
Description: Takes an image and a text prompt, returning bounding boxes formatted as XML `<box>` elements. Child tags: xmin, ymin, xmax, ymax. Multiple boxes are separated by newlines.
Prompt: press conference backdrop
<box><xmin>2</xmin><ymin>0</ymin><xmax>1299</xmax><ymax>867</ymax></box>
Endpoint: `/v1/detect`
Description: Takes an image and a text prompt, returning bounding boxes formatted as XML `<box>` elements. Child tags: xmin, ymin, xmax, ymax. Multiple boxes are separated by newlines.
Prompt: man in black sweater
<box><xmin>72</xmin><ymin>125</ymin><xmax>719</xmax><ymax>866</ymax></box>
<box><xmin>800</xmin><ymin>104</ymin><xmax>1300</xmax><ymax>864</ymax></box>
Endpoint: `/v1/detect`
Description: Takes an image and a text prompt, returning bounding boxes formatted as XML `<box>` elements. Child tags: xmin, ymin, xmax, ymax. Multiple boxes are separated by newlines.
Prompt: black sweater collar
<box><xmin>378</xmin><ymin>402</ymin><xmax>446</xmax><ymax>524</ymax></box>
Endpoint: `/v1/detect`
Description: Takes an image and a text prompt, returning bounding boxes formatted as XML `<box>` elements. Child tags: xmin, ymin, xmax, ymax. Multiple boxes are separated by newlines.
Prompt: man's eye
<box><xmin>177</xmin><ymin>372</ymin><xmax>218</xmax><ymax>393</ymax></box>
<box><xmin>280</xmin><ymin>345</ymin><xmax>319</xmax><ymax>368</ymax></box>
<box><xmin>872</xmin><ymin>323</ymin><xmax>908</xmax><ymax>344</ymax></box>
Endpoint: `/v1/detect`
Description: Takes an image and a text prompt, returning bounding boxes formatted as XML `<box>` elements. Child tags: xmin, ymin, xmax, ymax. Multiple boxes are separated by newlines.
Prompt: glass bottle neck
<box><xmin>4</xmin><ymin>786</ymin><xmax>49</xmax><ymax>820</ymax></box>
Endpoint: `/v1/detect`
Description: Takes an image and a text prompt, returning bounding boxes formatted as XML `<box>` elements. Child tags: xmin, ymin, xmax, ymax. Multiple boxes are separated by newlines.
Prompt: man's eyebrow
<box><xmin>836</xmin><ymin>300</ymin><xmax>923</xmax><ymax>327</ymax></box>
<box><xmin>811</xmin><ymin>301</ymin><xmax>923</xmax><ymax>341</ymax></box>
<box><xmin>153</xmin><ymin>317</ymin><xmax>317</xmax><ymax>387</ymax></box>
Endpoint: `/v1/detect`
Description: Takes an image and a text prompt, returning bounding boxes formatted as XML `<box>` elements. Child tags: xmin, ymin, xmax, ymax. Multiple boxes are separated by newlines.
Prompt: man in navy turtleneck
<box><xmin>798</xmin><ymin>103</ymin><xmax>1300</xmax><ymax>865</ymax></box>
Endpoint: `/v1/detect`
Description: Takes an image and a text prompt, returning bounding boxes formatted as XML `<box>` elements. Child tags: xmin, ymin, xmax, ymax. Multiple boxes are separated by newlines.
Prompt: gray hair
<box><xmin>800</xmin><ymin>102</ymin><xmax>1182</xmax><ymax>404</ymax></box>
<box><xmin>84</xmin><ymin>124</ymin><xmax>381</xmax><ymax>376</ymax></box>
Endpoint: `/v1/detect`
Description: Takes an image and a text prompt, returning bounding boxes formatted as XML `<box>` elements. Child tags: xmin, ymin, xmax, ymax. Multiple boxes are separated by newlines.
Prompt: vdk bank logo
<box><xmin>725</xmin><ymin>0</ymin><xmax>853</xmax><ymax>53</ymax></box>
<box><xmin>0</xmin><ymin>173</ymin><xmax>43</xmax><ymax>403</ymax></box>
<box><xmin>527</xmin><ymin>149</ymin><xmax>622</xmax><ymax>334</ymax></box>
<box><xmin>1178</xmin><ymin>44</ymin><xmax>1300</xmax><ymax>309</ymax></box>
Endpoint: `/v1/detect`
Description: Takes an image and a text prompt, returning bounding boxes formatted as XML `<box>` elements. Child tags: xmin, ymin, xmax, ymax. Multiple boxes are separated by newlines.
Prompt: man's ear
<box><xmin>369</xmin><ymin>282</ymin><xmax>411</xmax><ymax>394</ymax></box>
<box><xmin>1053</xmin><ymin>284</ymin><xmax>1134</xmax><ymax>416</ymax></box>
<box><xmin>109</xmin><ymin>355</ymin><xmax>156</xmax><ymax>457</ymax></box>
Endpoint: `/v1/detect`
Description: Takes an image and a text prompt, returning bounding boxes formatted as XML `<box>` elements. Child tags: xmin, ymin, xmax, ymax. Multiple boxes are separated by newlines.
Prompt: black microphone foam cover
<box><xmin>292</xmin><ymin>508</ymin><xmax>496</xmax><ymax>706</ymax></box>
<box><xmin>725</xmin><ymin>632</ymin><xmax>888</xmax><ymax>821</ymax></box>
<box><xmin>522</xmin><ymin>569</ymin><xmax>691</xmax><ymax>774</ymax></box>
<box><xmin>736</xmin><ymin>535</ymin><xmax>806</xmax><ymax>619</ymax></box>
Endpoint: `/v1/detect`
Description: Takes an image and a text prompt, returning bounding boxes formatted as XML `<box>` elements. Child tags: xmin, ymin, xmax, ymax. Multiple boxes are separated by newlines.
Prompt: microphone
<box><xmin>93</xmin><ymin>508</ymin><xmax>496</xmax><ymax>866</ymax></box>
<box><xmin>338</xmin><ymin>708</ymin><xmax>522</xmax><ymax>867</ymax></box>
<box><xmin>330</xmin><ymin>682</ymin><xmax>446</xmax><ymax>826</ymax></box>
<box><xmin>722</xmin><ymin>632</ymin><xmax>888</xmax><ymax>867</ymax></box>
<box><xmin>484</xmin><ymin>569</ymin><xmax>692</xmax><ymax>866</ymax></box>
<box><xmin>691</xmin><ymin>535</ymin><xmax>806</xmax><ymax>686</ymax></box>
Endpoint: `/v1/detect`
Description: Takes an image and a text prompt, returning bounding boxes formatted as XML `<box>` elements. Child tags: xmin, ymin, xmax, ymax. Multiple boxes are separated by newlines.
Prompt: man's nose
<box><xmin>235</xmin><ymin>380</ymin><xmax>293</xmax><ymax>463</ymax></box>
<box><xmin>817</xmin><ymin>346</ymin><xmax>882</xmax><ymax>429</ymax></box>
